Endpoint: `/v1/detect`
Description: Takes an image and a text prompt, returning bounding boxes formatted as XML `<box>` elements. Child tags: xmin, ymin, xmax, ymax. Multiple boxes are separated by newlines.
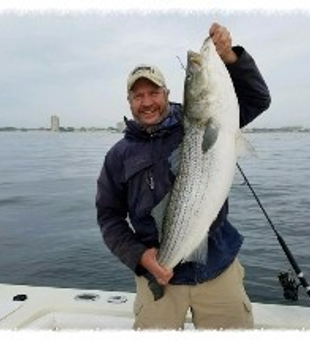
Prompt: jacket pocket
<box><xmin>124</xmin><ymin>156</ymin><xmax>155</xmax><ymax>218</ymax></box>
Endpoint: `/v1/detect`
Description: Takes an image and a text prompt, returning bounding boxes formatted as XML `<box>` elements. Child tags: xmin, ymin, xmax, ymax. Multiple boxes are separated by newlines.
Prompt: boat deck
<box><xmin>0</xmin><ymin>284</ymin><xmax>309</xmax><ymax>330</ymax></box>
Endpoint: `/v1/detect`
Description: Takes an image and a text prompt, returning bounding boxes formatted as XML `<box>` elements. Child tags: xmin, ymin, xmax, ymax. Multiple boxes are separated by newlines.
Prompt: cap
<box><xmin>127</xmin><ymin>64</ymin><xmax>166</xmax><ymax>92</ymax></box>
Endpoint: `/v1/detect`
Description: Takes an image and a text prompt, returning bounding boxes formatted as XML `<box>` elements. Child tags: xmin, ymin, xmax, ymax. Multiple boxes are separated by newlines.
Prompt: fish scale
<box><xmin>153</xmin><ymin>37</ymin><xmax>240</xmax><ymax>271</ymax></box>
<box><xmin>158</xmin><ymin>128</ymin><xmax>210</xmax><ymax>267</ymax></box>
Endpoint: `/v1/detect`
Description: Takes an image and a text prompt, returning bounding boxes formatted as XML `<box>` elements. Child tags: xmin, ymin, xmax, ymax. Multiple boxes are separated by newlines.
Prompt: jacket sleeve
<box><xmin>96</xmin><ymin>148</ymin><xmax>148</xmax><ymax>273</ymax></box>
<box><xmin>226</xmin><ymin>46</ymin><xmax>271</xmax><ymax>128</ymax></box>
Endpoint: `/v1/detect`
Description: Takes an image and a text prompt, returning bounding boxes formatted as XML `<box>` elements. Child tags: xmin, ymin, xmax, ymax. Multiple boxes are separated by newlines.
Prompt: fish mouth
<box><xmin>187</xmin><ymin>50</ymin><xmax>202</xmax><ymax>66</ymax></box>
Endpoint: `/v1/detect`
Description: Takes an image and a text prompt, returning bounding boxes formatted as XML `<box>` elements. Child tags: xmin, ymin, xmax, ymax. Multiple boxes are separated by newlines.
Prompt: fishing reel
<box><xmin>278</xmin><ymin>270</ymin><xmax>300</xmax><ymax>301</ymax></box>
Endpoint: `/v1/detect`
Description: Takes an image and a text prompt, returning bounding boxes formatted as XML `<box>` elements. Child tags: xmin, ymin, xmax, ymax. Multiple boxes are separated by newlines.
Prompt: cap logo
<box><xmin>127</xmin><ymin>64</ymin><xmax>166</xmax><ymax>91</ymax></box>
<box><xmin>131</xmin><ymin>66</ymin><xmax>155</xmax><ymax>76</ymax></box>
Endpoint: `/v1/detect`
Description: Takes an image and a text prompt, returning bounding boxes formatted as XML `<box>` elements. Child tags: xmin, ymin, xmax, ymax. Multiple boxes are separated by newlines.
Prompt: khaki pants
<box><xmin>133</xmin><ymin>258</ymin><xmax>253</xmax><ymax>330</ymax></box>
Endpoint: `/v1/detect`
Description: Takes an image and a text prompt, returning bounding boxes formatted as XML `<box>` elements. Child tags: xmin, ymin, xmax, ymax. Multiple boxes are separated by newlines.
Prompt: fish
<box><xmin>152</xmin><ymin>36</ymin><xmax>240</xmax><ymax>276</ymax></box>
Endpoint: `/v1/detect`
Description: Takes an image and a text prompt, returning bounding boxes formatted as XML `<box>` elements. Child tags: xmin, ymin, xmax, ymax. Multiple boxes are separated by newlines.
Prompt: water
<box><xmin>0</xmin><ymin>131</ymin><xmax>309</xmax><ymax>307</ymax></box>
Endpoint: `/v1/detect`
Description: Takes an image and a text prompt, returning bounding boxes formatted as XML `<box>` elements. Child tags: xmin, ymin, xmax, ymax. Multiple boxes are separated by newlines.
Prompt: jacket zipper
<box><xmin>147</xmin><ymin>169</ymin><xmax>155</xmax><ymax>190</ymax></box>
<box><xmin>147</xmin><ymin>134</ymin><xmax>155</xmax><ymax>190</ymax></box>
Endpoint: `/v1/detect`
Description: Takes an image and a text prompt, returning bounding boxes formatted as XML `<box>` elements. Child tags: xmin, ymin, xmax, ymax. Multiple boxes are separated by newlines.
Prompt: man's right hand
<box><xmin>139</xmin><ymin>248</ymin><xmax>173</xmax><ymax>285</ymax></box>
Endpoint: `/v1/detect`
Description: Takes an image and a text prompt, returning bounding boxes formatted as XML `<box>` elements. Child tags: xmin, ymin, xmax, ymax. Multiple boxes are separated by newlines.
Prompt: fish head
<box><xmin>183</xmin><ymin>47</ymin><xmax>213</xmax><ymax>125</ymax></box>
<box><xmin>183</xmin><ymin>37</ymin><xmax>229</xmax><ymax>127</ymax></box>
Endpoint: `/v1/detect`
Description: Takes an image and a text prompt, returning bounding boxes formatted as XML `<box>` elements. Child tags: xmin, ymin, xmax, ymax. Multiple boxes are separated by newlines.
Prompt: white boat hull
<box><xmin>0</xmin><ymin>283</ymin><xmax>309</xmax><ymax>330</ymax></box>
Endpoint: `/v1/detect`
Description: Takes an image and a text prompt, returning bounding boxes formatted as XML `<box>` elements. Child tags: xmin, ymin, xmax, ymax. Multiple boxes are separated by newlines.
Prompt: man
<box><xmin>96</xmin><ymin>22</ymin><xmax>271</xmax><ymax>329</ymax></box>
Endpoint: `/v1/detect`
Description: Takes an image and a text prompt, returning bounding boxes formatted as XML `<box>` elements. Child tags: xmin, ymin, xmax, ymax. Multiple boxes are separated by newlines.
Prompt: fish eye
<box><xmin>186</xmin><ymin>72</ymin><xmax>193</xmax><ymax>81</ymax></box>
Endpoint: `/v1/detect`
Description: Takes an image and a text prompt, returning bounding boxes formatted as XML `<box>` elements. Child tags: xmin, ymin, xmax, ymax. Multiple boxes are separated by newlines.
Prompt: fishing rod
<box><xmin>237</xmin><ymin>162</ymin><xmax>310</xmax><ymax>302</ymax></box>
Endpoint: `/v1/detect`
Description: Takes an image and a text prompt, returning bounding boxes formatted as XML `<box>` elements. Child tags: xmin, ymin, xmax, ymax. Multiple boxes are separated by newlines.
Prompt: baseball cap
<box><xmin>127</xmin><ymin>64</ymin><xmax>166</xmax><ymax>92</ymax></box>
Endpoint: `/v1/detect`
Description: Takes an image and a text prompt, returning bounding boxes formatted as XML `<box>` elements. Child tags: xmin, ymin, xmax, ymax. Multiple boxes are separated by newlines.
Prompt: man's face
<box><xmin>128</xmin><ymin>78</ymin><xmax>170</xmax><ymax>128</ymax></box>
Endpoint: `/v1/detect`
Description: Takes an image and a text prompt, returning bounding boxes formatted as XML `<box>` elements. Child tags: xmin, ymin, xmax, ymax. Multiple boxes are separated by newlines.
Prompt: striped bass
<box><xmin>153</xmin><ymin>36</ymin><xmax>240</xmax><ymax>270</ymax></box>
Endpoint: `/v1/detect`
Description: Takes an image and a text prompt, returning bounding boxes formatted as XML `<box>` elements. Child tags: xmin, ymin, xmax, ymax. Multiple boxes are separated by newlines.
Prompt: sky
<box><xmin>0</xmin><ymin>2</ymin><xmax>310</xmax><ymax>129</ymax></box>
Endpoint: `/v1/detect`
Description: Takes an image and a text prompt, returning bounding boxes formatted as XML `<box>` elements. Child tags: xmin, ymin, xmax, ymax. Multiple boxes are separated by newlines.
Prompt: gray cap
<box><xmin>127</xmin><ymin>64</ymin><xmax>166</xmax><ymax>91</ymax></box>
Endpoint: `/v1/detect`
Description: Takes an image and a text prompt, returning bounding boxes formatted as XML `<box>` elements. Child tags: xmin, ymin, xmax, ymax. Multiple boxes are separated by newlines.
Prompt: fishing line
<box><xmin>175</xmin><ymin>47</ymin><xmax>310</xmax><ymax>301</ymax></box>
<box><xmin>176</xmin><ymin>56</ymin><xmax>186</xmax><ymax>71</ymax></box>
<box><xmin>236</xmin><ymin>162</ymin><xmax>310</xmax><ymax>301</ymax></box>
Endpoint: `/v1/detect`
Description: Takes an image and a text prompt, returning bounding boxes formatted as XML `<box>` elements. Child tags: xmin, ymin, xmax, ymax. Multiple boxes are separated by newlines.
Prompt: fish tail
<box><xmin>143</xmin><ymin>272</ymin><xmax>165</xmax><ymax>301</ymax></box>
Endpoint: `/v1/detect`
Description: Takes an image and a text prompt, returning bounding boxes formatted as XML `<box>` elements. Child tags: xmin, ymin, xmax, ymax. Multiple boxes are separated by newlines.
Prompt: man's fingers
<box><xmin>155</xmin><ymin>267</ymin><xmax>173</xmax><ymax>286</ymax></box>
<box><xmin>156</xmin><ymin>275</ymin><xmax>171</xmax><ymax>286</ymax></box>
<box><xmin>213</xmin><ymin>29</ymin><xmax>230</xmax><ymax>52</ymax></box>
<box><xmin>209</xmin><ymin>22</ymin><xmax>221</xmax><ymax>38</ymax></box>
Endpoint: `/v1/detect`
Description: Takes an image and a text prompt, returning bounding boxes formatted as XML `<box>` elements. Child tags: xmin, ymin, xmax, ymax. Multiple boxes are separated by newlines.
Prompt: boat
<box><xmin>0</xmin><ymin>283</ymin><xmax>309</xmax><ymax>330</ymax></box>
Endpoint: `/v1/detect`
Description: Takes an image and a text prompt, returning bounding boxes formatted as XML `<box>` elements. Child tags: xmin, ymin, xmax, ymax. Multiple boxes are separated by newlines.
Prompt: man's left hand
<box><xmin>209</xmin><ymin>22</ymin><xmax>238</xmax><ymax>64</ymax></box>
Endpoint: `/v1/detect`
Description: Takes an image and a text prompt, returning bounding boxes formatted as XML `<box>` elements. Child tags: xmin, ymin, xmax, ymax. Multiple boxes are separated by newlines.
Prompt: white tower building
<box><xmin>51</xmin><ymin>115</ymin><xmax>60</xmax><ymax>132</ymax></box>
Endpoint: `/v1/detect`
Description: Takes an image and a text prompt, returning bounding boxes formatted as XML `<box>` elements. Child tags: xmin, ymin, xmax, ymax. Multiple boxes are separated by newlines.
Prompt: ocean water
<box><xmin>0</xmin><ymin>131</ymin><xmax>309</xmax><ymax>307</ymax></box>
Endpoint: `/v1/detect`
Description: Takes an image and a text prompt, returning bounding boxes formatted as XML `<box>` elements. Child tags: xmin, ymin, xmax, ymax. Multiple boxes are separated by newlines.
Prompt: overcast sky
<box><xmin>0</xmin><ymin>8</ymin><xmax>309</xmax><ymax>128</ymax></box>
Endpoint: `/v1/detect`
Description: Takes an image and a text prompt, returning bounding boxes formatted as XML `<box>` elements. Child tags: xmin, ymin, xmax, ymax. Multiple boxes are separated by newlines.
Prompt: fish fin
<box><xmin>168</xmin><ymin>145</ymin><xmax>182</xmax><ymax>177</ymax></box>
<box><xmin>151</xmin><ymin>145</ymin><xmax>182</xmax><ymax>240</ymax></box>
<box><xmin>202</xmin><ymin>119</ymin><xmax>219</xmax><ymax>153</ymax></box>
<box><xmin>183</xmin><ymin>234</ymin><xmax>209</xmax><ymax>265</ymax></box>
<box><xmin>145</xmin><ymin>273</ymin><xmax>165</xmax><ymax>301</ymax></box>
<box><xmin>151</xmin><ymin>193</ymin><xmax>171</xmax><ymax>242</ymax></box>
<box><xmin>236</xmin><ymin>131</ymin><xmax>257</xmax><ymax>158</ymax></box>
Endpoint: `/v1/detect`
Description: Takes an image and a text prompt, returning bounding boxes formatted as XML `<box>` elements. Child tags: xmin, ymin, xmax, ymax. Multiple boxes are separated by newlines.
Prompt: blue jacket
<box><xmin>96</xmin><ymin>46</ymin><xmax>271</xmax><ymax>285</ymax></box>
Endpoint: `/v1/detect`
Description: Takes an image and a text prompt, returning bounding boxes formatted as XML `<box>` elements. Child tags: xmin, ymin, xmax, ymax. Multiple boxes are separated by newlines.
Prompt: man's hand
<box><xmin>209</xmin><ymin>22</ymin><xmax>238</xmax><ymax>64</ymax></box>
<box><xmin>139</xmin><ymin>248</ymin><xmax>173</xmax><ymax>285</ymax></box>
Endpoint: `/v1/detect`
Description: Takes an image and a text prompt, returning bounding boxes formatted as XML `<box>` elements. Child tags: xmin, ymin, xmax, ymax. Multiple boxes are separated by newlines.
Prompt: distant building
<box><xmin>51</xmin><ymin>115</ymin><xmax>60</xmax><ymax>132</ymax></box>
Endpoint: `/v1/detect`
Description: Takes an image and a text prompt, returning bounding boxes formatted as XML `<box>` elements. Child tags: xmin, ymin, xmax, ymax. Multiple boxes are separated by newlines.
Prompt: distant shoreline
<box><xmin>0</xmin><ymin>127</ymin><xmax>121</xmax><ymax>133</ymax></box>
<box><xmin>1</xmin><ymin>127</ymin><xmax>309</xmax><ymax>133</ymax></box>
<box><xmin>243</xmin><ymin>127</ymin><xmax>310</xmax><ymax>133</ymax></box>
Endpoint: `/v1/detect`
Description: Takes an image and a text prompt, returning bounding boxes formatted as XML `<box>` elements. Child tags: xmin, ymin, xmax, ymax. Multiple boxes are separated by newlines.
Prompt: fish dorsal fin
<box><xmin>202</xmin><ymin>119</ymin><xmax>219</xmax><ymax>153</ymax></box>
<box><xmin>151</xmin><ymin>193</ymin><xmax>171</xmax><ymax>242</ymax></box>
<box><xmin>168</xmin><ymin>144</ymin><xmax>182</xmax><ymax>177</ymax></box>
<box><xmin>183</xmin><ymin>233</ymin><xmax>209</xmax><ymax>264</ymax></box>
<box><xmin>236</xmin><ymin>131</ymin><xmax>257</xmax><ymax>158</ymax></box>
<box><xmin>152</xmin><ymin>145</ymin><xmax>182</xmax><ymax>241</ymax></box>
